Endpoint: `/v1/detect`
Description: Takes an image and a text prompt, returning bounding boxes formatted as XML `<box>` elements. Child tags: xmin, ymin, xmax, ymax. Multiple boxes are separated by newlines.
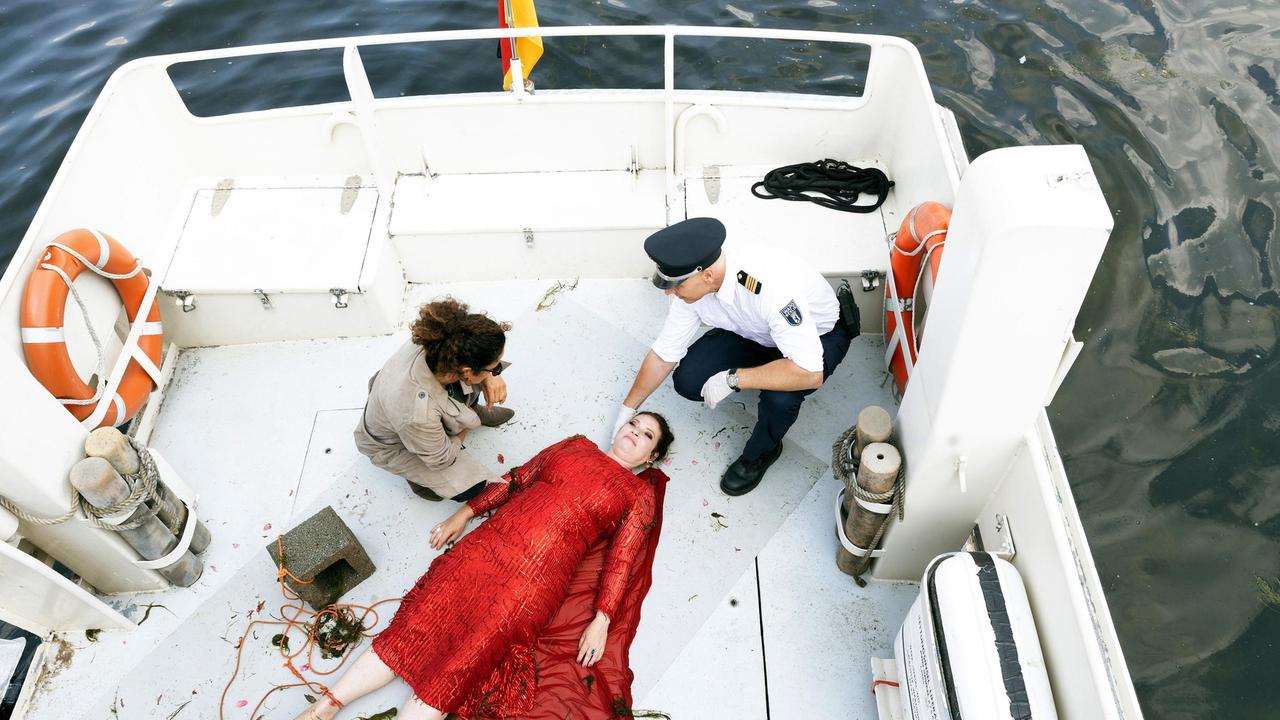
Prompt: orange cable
<box><xmin>218</xmin><ymin>535</ymin><xmax>403</xmax><ymax>719</ymax></box>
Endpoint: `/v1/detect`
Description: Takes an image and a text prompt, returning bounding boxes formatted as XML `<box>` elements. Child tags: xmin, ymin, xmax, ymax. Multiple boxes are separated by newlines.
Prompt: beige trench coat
<box><xmin>353</xmin><ymin>341</ymin><xmax>499</xmax><ymax>498</ymax></box>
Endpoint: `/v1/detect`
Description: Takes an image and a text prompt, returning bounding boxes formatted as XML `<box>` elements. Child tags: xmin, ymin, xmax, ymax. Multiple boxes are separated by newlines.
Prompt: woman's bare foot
<box><xmin>293</xmin><ymin>695</ymin><xmax>343</xmax><ymax>720</ymax></box>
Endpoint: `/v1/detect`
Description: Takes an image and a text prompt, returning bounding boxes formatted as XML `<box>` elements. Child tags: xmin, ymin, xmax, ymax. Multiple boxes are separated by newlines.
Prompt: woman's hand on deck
<box><xmin>576</xmin><ymin>611</ymin><xmax>610</xmax><ymax>667</ymax></box>
<box><xmin>430</xmin><ymin>506</ymin><xmax>474</xmax><ymax>550</ymax></box>
<box><xmin>481</xmin><ymin>376</ymin><xmax>507</xmax><ymax>408</ymax></box>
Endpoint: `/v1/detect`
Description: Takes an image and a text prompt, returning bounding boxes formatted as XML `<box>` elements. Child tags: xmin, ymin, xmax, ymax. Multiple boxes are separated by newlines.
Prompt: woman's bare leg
<box><xmin>292</xmin><ymin>649</ymin><xmax>398</xmax><ymax>720</ymax></box>
<box><xmin>397</xmin><ymin>694</ymin><xmax>446</xmax><ymax>720</ymax></box>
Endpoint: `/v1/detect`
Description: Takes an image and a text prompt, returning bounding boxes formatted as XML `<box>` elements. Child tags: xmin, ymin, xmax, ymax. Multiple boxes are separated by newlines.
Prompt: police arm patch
<box><xmin>780</xmin><ymin>299</ymin><xmax>803</xmax><ymax>326</ymax></box>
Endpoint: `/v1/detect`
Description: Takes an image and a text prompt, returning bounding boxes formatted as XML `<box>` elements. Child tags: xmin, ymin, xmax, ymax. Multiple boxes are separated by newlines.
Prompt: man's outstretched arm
<box><xmin>611</xmin><ymin>351</ymin><xmax>677</xmax><ymax>437</ymax></box>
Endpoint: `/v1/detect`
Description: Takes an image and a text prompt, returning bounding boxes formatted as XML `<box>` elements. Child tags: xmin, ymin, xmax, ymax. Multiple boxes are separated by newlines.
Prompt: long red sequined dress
<box><xmin>372</xmin><ymin>435</ymin><xmax>657</xmax><ymax>715</ymax></box>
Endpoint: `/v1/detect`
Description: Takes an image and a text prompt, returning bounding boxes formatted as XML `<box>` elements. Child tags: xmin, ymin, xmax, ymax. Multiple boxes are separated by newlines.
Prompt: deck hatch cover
<box><xmin>163</xmin><ymin>182</ymin><xmax>377</xmax><ymax>294</ymax></box>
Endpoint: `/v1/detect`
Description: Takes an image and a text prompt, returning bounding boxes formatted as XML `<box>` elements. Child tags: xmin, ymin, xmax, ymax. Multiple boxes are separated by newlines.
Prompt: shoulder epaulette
<box><xmin>736</xmin><ymin>270</ymin><xmax>763</xmax><ymax>294</ymax></box>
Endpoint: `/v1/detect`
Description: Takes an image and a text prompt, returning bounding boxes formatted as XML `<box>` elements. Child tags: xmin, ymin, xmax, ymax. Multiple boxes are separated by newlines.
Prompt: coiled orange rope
<box><xmin>218</xmin><ymin>536</ymin><xmax>402</xmax><ymax>718</ymax></box>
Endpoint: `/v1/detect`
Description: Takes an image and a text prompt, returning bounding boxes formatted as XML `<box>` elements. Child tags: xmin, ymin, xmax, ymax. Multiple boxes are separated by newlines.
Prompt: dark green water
<box><xmin>2</xmin><ymin>2</ymin><xmax>1278</xmax><ymax>717</ymax></box>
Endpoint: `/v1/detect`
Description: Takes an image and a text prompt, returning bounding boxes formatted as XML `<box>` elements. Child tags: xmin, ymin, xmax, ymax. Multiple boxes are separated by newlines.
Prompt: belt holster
<box><xmin>837</xmin><ymin>280</ymin><xmax>861</xmax><ymax>339</ymax></box>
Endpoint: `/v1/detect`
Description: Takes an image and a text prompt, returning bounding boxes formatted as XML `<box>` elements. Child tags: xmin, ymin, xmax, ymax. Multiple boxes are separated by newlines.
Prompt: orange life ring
<box><xmin>884</xmin><ymin>202</ymin><xmax>950</xmax><ymax>396</ymax></box>
<box><xmin>19</xmin><ymin>229</ymin><xmax>163</xmax><ymax>428</ymax></box>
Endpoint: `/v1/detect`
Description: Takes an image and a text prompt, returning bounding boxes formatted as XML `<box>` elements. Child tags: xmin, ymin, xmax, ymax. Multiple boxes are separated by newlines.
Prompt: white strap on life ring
<box><xmin>19</xmin><ymin>327</ymin><xmax>65</xmax><ymax>344</ymax></box>
<box><xmin>80</xmin><ymin>276</ymin><xmax>163</xmax><ymax>430</ymax></box>
<box><xmin>882</xmin><ymin>262</ymin><xmax>915</xmax><ymax>380</ymax></box>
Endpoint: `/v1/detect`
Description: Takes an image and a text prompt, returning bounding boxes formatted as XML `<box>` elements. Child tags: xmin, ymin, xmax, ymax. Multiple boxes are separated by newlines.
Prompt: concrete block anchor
<box><xmin>266</xmin><ymin>506</ymin><xmax>375</xmax><ymax>609</ymax></box>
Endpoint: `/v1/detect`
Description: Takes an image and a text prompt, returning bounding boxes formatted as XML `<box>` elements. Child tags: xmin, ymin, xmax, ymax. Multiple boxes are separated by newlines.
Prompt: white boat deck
<box><xmin>22</xmin><ymin>278</ymin><xmax>916</xmax><ymax>719</ymax></box>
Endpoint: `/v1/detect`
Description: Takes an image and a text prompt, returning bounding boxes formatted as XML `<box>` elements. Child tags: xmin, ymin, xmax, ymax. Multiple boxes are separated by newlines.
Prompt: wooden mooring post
<box><xmin>69</xmin><ymin>457</ymin><xmax>203</xmax><ymax>587</ymax></box>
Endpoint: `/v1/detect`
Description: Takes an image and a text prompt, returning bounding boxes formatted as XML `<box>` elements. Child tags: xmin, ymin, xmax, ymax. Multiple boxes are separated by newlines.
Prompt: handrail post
<box><xmin>341</xmin><ymin>44</ymin><xmax>393</xmax><ymax>199</ymax></box>
<box><xmin>663</xmin><ymin>28</ymin><xmax>676</xmax><ymax>225</ymax></box>
<box><xmin>503</xmin><ymin>0</ymin><xmax>527</xmax><ymax>97</ymax></box>
<box><xmin>510</xmin><ymin>56</ymin><xmax>527</xmax><ymax>97</ymax></box>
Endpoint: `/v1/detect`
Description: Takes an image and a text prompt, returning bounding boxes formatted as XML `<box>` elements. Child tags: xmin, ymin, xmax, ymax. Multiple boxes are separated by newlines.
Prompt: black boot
<box><xmin>720</xmin><ymin>442</ymin><xmax>784</xmax><ymax>496</ymax></box>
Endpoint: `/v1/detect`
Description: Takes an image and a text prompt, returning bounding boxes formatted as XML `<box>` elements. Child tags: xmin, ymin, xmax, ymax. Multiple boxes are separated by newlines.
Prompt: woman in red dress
<box><xmin>296</xmin><ymin>412</ymin><xmax>674</xmax><ymax>720</ymax></box>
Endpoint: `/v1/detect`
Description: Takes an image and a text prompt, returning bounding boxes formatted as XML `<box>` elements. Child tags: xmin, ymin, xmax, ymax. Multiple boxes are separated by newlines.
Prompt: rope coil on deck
<box><xmin>831</xmin><ymin>425</ymin><xmax>906</xmax><ymax>585</ymax></box>
<box><xmin>751</xmin><ymin>159</ymin><xmax>895</xmax><ymax>213</ymax></box>
<box><xmin>0</xmin><ymin>435</ymin><xmax>169</xmax><ymax>532</ymax></box>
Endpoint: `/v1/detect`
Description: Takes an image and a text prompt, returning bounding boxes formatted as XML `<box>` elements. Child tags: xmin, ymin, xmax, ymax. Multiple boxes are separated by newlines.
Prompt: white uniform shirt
<box><xmin>651</xmin><ymin>243</ymin><xmax>839</xmax><ymax>372</ymax></box>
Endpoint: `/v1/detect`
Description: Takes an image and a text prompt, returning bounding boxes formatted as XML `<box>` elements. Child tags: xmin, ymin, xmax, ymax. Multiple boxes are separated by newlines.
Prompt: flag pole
<box><xmin>502</xmin><ymin>0</ymin><xmax>527</xmax><ymax>96</ymax></box>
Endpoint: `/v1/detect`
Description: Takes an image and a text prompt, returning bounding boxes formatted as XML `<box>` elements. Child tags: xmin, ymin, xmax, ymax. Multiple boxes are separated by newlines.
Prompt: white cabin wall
<box><xmin>0</xmin><ymin>60</ymin><xmax>390</xmax><ymax>358</ymax></box>
<box><xmin>675</xmin><ymin>101</ymin><xmax>884</xmax><ymax>174</ymax></box>
<box><xmin>867</xmin><ymin>42</ymin><xmax>962</xmax><ymax>216</ymax></box>
<box><xmin>376</xmin><ymin>95</ymin><xmax>668</xmax><ymax>174</ymax></box>
<box><xmin>877</xmin><ymin>145</ymin><xmax>1112</xmax><ymax>580</ymax></box>
<box><xmin>0</xmin><ymin>348</ymin><xmax>164</xmax><ymax>594</ymax></box>
<box><xmin>0</xmin><ymin>64</ymin><xmax>190</xmax><ymax>363</ymax></box>
<box><xmin>972</xmin><ymin>417</ymin><xmax>1140</xmax><ymax>720</ymax></box>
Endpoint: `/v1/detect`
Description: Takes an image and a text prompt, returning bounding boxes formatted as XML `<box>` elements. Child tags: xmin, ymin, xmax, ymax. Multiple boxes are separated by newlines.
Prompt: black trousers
<box><xmin>671</xmin><ymin>326</ymin><xmax>852</xmax><ymax>460</ymax></box>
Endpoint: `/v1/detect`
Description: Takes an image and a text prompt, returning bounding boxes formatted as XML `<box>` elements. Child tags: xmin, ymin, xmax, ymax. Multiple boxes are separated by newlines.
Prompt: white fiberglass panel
<box><xmin>162</xmin><ymin>178</ymin><xmax>377</xmax><ymax>293</ymax></box>
<box><xmin>390</xmin><ymin>170</ymin><xmax>667</xmax><ymax>235</ymax></box>
<box><xmin>684</xmin><ymin>164</ymin><xmax>892</xmax><ymax>277</ymax></box>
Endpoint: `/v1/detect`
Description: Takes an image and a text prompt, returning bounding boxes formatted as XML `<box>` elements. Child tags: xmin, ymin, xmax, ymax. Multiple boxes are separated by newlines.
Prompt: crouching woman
<box><xmin>355</xmin><ymin>298</ymin><xmax>514</xmax><ymax>502</ymax></box>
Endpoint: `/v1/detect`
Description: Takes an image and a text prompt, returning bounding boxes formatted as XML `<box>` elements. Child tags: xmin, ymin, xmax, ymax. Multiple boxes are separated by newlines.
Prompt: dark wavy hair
<box><xmin>410</xmin><ymin>297</ymin><xmax>512</xmax><ymax>375</ymax></box>
<box><xmin>635</xmin><ymin>411</ymin><xmax>675</xmax><ymax>464</ymax></box>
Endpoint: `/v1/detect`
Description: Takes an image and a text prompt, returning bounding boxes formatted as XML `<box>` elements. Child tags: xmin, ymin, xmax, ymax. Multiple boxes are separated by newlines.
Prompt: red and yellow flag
<box><xmin>498</xmin><ymin>0</ymin><xmax>543</xmax><ymax>90</ymax></box>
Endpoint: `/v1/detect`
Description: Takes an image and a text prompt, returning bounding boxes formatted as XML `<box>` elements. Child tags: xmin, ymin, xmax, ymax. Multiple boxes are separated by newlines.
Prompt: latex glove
<box><xmin>612</xmin><ymin>404</ymin><xmax>636</xmax><ymax>442</ymax></box>
<box><xmin>701</xmin><ymin>370</ymin><xmax>734</xmax><ymax>409</ymax></box>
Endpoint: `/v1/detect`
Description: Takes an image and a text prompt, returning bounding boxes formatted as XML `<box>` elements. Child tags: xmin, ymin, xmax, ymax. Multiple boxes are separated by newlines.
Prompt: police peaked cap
<box><xmin>644</xmin><ymin>217</ymin><xmax>726</xmax><ymax>289</ymax></box>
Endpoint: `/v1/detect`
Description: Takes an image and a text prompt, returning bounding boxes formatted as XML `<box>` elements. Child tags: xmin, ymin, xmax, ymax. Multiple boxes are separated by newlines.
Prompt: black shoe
<box><xmin>474</xmin><ymin>404</ymin><xmax>515</xmax><ymax>427</ymax></box>
<box><xmin>405</xmin><ymin>479</ymin><xmax>443</xmax><ymax>501</ymax></box>
<box><xmin>720</xmin><ymin>443</ymin><xmax>785</xmax><ymax>496</ymax></box>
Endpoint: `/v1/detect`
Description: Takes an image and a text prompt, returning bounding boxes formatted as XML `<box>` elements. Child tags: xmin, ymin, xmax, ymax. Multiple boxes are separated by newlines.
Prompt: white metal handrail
<box><xmin>146</xmin><ymin>25</ymin><xmax>903</xmax><ymax>69</ymax></box>
<box><xmin>144</xmin><ymin>25</ymin><xmax>908</xmax><ymax>220</ymax></box>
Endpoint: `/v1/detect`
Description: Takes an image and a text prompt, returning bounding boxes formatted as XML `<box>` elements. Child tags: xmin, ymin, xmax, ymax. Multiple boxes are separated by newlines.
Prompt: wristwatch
<box><xmin>727</xmin><ymin>368</ymin><xmax>741</xmax><ymax>391</ymax></box>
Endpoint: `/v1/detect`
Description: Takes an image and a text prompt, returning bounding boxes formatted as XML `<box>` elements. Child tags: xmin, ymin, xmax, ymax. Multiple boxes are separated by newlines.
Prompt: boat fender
<box><xmin>894</xmin><ymin>552</ymin><xmax>1058</xmax><ymax>720</ymax></box>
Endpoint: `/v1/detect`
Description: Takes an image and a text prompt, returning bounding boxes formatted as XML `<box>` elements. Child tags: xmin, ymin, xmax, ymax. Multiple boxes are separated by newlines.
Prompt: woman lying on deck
<box><xmin>297</xmin><ymin>412</ymin><xmax>675</xmax><ymax>720</ymax></box>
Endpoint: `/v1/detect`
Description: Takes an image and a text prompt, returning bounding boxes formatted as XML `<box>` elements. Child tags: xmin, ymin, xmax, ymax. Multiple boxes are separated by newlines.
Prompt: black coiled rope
<box><xmin>750</xmin><ymin>159</ymin><xmax>894</xmax><ymax>213</ymax></box>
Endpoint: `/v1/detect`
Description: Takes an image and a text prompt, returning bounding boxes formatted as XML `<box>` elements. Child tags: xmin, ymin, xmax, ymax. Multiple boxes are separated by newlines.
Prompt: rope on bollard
<box><xmin>0</xmin><ymin>436</ymin><xmax>166</xmax><ymax>532</ymax></box>
<box><xmin>831</xmin><ymin>426</ymin><xmax>906</xmax><ymax>585</ymax></box>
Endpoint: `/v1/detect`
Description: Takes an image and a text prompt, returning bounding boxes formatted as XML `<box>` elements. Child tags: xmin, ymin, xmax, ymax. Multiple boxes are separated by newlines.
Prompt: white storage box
<box><xmin>894</xmin><ymin>552</ymin><xmax>1057</xmax><ymax>720</ymax></box>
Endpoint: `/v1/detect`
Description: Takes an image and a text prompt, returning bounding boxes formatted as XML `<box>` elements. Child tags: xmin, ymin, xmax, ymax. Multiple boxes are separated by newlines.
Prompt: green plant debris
<box><xmin>536</xmin><ymin>278</ymin><xmax>579</xmax><ymax>311</ymax></box>
<box><xmin>271</xmin><ymin>633</ymin><xmax>291</xmax><ymax>652</ymax></box>
<box><xmin>85</xmin><ymin>628</ymin><xmax>101</xmax><ymax>642</ymax></box>
<box><xmin>138</xmin><ymin>603</ymin><xmax>174</xmax><ymax>625</ymax></box>
<box><xmin>1256</xmin><ymin>576</ymin><xmax>1280</xmax><ymax>610</ymax></box>
<box><xmin>312</xmin><ymin>608</ymin><xmax>367</xmax><ymax>659</ymax></box>
<box><xmin>165</xmin><ymin>699</ymin><xmax>192</xmax><ymax>719</ymax></box>
<box><xmin>710</xmin><ymin>512</ymin><xmax>728</xmax><ymax>531</ymax></box>
<box><xmin>582</xmin><ymin>673</ymin><xmax>595</xmax><ymax>693</ymax></box>
<box><xmin>611</xmin><ymin>697</ymin><xmax>672</xmax><ymax>718</ymax></box>
<box><xmin>359</xmin><ymin>709</ymin><xmax>398</xmax><ymax>720</ymax></box>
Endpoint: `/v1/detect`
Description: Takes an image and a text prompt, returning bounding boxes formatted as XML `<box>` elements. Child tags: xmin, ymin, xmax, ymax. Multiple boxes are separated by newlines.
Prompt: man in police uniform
<box><xmin>612</xmin><ymin>217</ymin><xmax>854</xmax><ymax>496</ymax></box>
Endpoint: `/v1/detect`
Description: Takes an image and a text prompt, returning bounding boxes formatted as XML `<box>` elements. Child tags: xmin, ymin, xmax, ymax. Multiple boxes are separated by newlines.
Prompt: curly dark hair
<box><xmin>411</xmin><ymin>297</ymin><xmax>512</xmax><ymax>375</ymax></box>
<box><xmin>635</xmin><ymin>411</ymin><xmax>675</xmax><ymax>464</ymax></box>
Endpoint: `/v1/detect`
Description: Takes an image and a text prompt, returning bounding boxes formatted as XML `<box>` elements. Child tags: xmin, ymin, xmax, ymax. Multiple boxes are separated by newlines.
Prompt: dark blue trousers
<box><xmin>671</xmin><ymin>326</ymin><xmax>852</xmax><ymax>460</ymax></box>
